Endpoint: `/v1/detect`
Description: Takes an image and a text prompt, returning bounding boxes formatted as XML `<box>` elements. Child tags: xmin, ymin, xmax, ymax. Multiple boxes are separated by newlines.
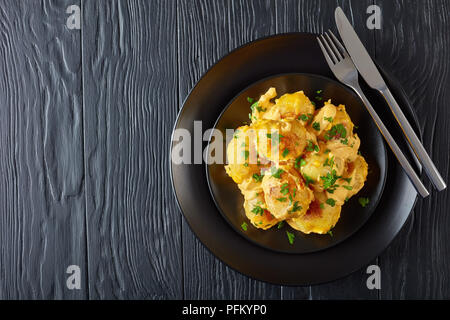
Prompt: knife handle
<box><xmin>351</xmin><ymin>83</ymin><xmax>429</xmax><ymax>198</ymax></box>
<box><xmin>380</xmin><ymin>87</ymin><xmax>447</xmax><ymax>191</ymax></box>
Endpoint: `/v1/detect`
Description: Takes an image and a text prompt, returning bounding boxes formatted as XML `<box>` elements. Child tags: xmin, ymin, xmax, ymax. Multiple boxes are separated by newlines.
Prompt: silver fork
<box><xmin>317</xmin><ymin>30</ymin><xmax>429</xmax><ymax>198</ymax></box>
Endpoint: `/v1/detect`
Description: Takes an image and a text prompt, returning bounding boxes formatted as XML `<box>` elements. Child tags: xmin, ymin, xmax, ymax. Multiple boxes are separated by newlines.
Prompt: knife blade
<box><xmin>335</xmin><ymin>6</ymin><xmax>447</xmax><ymax>191</ymax></box>
<box><xmin>334</xmin><ymin>7</ymin><xmax>386</xmax><ymax>90</ymax></box>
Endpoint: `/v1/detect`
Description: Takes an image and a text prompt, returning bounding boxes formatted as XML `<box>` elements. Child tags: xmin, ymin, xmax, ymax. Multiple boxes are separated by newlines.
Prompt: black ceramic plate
<box><xmin>206</xmin><ymin>73</ymin><xmax>387</xmax><ymax>254</ymax></box>
<box><xmin>170</xmin><ymin>33</ymin><xmax>421</xmax><ymax>285</ymax></box>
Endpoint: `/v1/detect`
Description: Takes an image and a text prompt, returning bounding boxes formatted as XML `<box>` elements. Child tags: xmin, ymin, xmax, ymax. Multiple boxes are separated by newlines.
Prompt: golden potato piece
<box><xmin>263</xmin><ymin>91</ymin><xmax>315</xmax><ymax>122</ymax></box>
<box><xmin>225</xmin><ymin>126</ymin><xmax>260</xmax><ymax>184</ymax></box>
<box><xmin>250</xmin><ymin>87</ymin><xmax>277</xmax><ymax>122</ymax></box>
<box><xmin>326</xmin><ymin>155</ymin><xmax>368</xmax><ymax>205</ymax></box>
<box><xmin>252</xmin><ymin>119</ymin><xmax>307</xmax><ymax>163</ymax></box>
<box><xmin>241</xmin><ymin>180</ymin><xmax>279</xmax><ymax>230</ymax></box>
<box><xmin>287</xmin><ymin>192</ymin><xmax>341</xmax><ymax>234</ymax></box>
<box><xmin>262</xmin><ymin>165</ymin><xmax>313</xmax><ymax>220</ymax></box>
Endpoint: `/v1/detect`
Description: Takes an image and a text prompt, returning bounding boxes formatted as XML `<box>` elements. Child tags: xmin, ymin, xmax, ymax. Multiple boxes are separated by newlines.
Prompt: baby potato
<box><xmin>225</xmin><ymin>125</ymin><xmax>260</xmax><ymax>184</ymax></box>
<box><xmin>326</xmin><ymin>155</ymin><xmax>369</xmax><ymax>205</ymax></box>
<box><xmin>252</xmin><ymin>119</ymin><xmax>307</xmax><ymax>163</ymax></box>
<box><xmin>309</xmin><ymin>102</ymin><xmax>337</xmax><ymax>136</ymax></box>
<box><xmin>262</xmin><ymin>165</ymin><xmax>314</xmax><ymax>220</ymax></box>
<box><xmin>263</xmin><ymin>91</ymin><xmax>315</xmax><ymax>122</ymax></box>
<box><xmin>250</xmin><ymin>87</ymin><xmax>277</xmax><ymax>122</ymax></box>
<box><xmin>287</xmin><ymin>191</ymin><xmax>341</xmax><ymax>234</ymax></box>
<box><xmin>241</xmin><ymin>179</ymin><xmax>279</xmax><ymax>230</ymax></box>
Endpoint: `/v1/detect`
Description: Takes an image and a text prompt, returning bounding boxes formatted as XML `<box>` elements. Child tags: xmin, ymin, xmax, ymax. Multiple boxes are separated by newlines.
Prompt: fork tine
<box><xmin>317</xmin><ymin>36</ymin><xmax>336</xmax><ymax>67</ymax></box>
<box><xmin>327</xmin><ymin>30</ymin><xmax>349</xmax><ymax>58</ymax></box>
<box><xmin>324</xmin><ymin>32</ymin><xmax>343</xmax><ymax>61</ymax></box>
<box><xmin>319</xmin><ymin>34</ymin><xmax>338</xmax><ymax>64</ymax></box>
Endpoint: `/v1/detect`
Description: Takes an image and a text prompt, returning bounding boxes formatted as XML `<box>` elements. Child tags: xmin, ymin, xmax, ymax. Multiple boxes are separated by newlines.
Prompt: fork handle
<box><xmin>380</xmin><ymin>87</ymin><xmax>446</xmax><ymax>191</ymax></box>
<box><xmin>351</xmin><ymin>84</ymin><xmax>429</xmax><ymax>198</ymax></box>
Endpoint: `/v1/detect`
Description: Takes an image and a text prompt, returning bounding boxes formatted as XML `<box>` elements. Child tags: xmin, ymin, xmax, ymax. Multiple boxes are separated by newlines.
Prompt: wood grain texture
<box><xmin>82</xmin><ymin>0</ymin><xmax>182</xmax><ymax>299</ymax></box>
<box><xmin>0</xmin><ymin>0</ymin><xmax>86</xmax><ymax>299</ymax></box>
<box><xmin>178</xmin><ymin>0</ymin><xmax>281</xmax><ymax>299</ymax></box>
<box><xmin>374</xmin><ymin>0</ymin><xmax>450</xmax><ymax>299</ymax></box>
<box><xmin>276</xmin><ymin>0</ymin><xmax>378</xmax><ymax>299</ymax></box>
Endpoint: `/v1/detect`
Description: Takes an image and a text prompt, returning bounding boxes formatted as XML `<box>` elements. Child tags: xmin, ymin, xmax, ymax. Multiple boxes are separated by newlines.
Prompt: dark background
<box><xmin>0</xmin><ymin>0</ymin><xmax>449</xmax><ymax>299</ymax></box>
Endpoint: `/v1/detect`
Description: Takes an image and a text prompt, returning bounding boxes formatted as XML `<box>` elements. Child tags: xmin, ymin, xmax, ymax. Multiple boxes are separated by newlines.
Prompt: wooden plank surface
<box><xmin>0</xmin><ymin>0</ymin><xmax>449</xmax><ymax>300</ymax></box>
<box><xmin>0</xmin><ymin>0</ymin><xmax>86</xmax><ymax>299</ymax></box>
<box><xmin>374</xmin><ymin>0</ymin><xmax>450</xmax><ymax>299</ymax></box>
<box><xmin>82</xmin><ymin>0</ymin><xmax>182</xmax><ymax>299</ymax></box>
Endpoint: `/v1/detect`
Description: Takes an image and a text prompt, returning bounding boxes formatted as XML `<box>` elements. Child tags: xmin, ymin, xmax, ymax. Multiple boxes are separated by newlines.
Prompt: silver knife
<box><xmin>335</xmin><ymin>6</ymin><xmax>446</xmax><ymax>192</ymax></box>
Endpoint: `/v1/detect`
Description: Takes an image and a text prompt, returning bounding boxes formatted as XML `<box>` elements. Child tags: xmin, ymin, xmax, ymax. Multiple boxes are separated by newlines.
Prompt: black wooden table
<box><xmin>0</xmin><ymin>0</ymin><xmax>449</xmax><ymax>300</ymax></box>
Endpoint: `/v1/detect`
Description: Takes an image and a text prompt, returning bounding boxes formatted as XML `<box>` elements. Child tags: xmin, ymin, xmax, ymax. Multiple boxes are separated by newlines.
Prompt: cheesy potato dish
<box><xmin>225</xmin><ymin>88</ymin><xmax>368</xmax><ymax>235</ymax></box>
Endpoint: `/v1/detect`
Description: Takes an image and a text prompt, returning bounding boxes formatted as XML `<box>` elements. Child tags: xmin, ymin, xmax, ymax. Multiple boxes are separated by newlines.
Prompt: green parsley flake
<box><xmin>280</xmin><ymin>183</ymin><xmax>289</xmax><ymax>195</ymax></box>
<box><xmin>251</xmin><ymin>205</ymin><xmax>265</xmax><ymax>215</ymax></box>
<box><xmin>291</xmin><ymin>201</ymin><xmax>302</xmax><ymax>213</ymax></box>
<box><xmin>294</xmin><ymin>156</ymin><xmax>306</xmax><ymax>169</ymax></box>
<box><xmin>241</xmin><ymin>222</ymin><xmax>248</xmax><ymax>231</ymax></box>
<box><xmin>286</xmin><ymin>231</ymin><xmax>295</xmax><ymax>245</ymax></box>
<box><xmin>303</xmin><ymin>174</ymin><xmax>314</xmax><ymax>187</ymax></box>
<box><xmin>247</xmin><ymin>97</ymin><xmax>254</xmax><ymax>103</ymax></box>
<box><xmin>359</xmin><ymin>197</ymin><xmax>370</xmax><ymax>207</ymax></box>
<box><xmin>316</xmin><ymin>89</ymin><xmax>323</xmax><ymax>94</ymax></box>
<box><xmin>282</xmin><ymin>148</ymin><xmax>290</xmax><ymax>157</ymax></box>
<box><xmin>299</xmin><ymin>114</ymin><xmax>309</xmax><ymax>121</ymax></box>
<box><xmin>277</xmin><ymin>221</ymin><xmax>284</xmax><ymax>229</ymax></box>
<box><xmin>325</xmin><ymin>123</ymin><xmax>347</xmax><ymax>140</ymax></box>
<box><xmin>252</xmin><ymin>173</ymin><xmax>263</xmax><ymax>182</ymax></box>
<box><xmin>276</xmin><ymin>197</ymin><xmax>287</xmax><ymax>202</ymax></box>
<box><xmin>241</xmin><ymin>150</ymin><xmax>249</xmax><ymax>160</ymax></box>
<box><xmin>326</xmin><ymin>198</ymin><xmax>336</xmax><ymax>207</ymax></box>
<box><xmin>324</xmin><ymin>116</ymin><xmax>333</xmax><ymax>122</ymax></box>
<box><xmin>343</xmin><ymin>185</ymin><xmax>353</xmax><ymax>190</ymax></box>
<box><xmin>271</xmin><ymin>167</ymin><xmax>284</xmax><ymax>179</ymax></box>
<box><xmin>312</xmin><ymin>122</ymin><xmax>321</xmax><ymax>131</ymax></box>
<box><xmin>328</xmin><ymin>230</ymin><xmax>333</xmax><ymax>237</ymax></box>
<box><xmin>320</xmin><ymin>203</ymin><xmax>325</xmax><ymax>209</ymax></box>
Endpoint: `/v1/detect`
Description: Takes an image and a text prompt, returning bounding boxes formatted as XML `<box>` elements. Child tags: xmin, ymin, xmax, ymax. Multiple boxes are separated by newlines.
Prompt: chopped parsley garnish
<box><xmin>345</xmin><ymin>197</ymin><xmax>349</xmax><ymax>202</ymax></box>
<box><xmin>280</xmin><ymin>183</ymin><xmax>290</xmax><ymax>195</ymax></box>
<box><xmin>324</xmin><ymin>116</ymin><xmax>333</xmax><ymax>122</ymax></box>
<box><xmin>311</xmin><ymin>101</ymin><xmax>316</xmax><ymax>106</ymax></box>
<box><xmin>341</xmin><ymin>138</ymin><xmax>348</xmax><ymax>145</ymax></box>
<box><xmin>327</xmin><ymin>230</ymin><xmax>333</xmax><ymax>237</ymax></box>
<box><xmin>325</xmin><ymin>123</ymin><xmax>347</xmax><ymax>140</ymax></box>
<box><xmin>303</xmin><ymin>174</ymin><xmax>314</xmax><ymax>187</ymax></box>
<box><xmin>316</xmin><ymin>89</ymin><xmax>323</xmax><ymax>94</ymax></box>
<box><xmin>248</xmin><ymin>113</ymin><xmax>252</xmax><ymax>120</ymax></box>
<box><xmin>233</xmin><ymin>130</ymin><xmax>240</xmax><ymax>139</ymax></box>
<box><xmin>271</xmin><ymin>167</ymin><xmax>284</xmax><ymax>179</ymax></box>
<box><xmin>312</xmin><ymin>122</ymin><xmax>321</xmax><ymax>131</ymax></box>
<box><xmin>250</xmin><ymin>101</ymin><xmax>259</xmax><ymax>112</ymax></box>
<box><xmin>256</xmin><ymin>106</ymin><xmax>266</xmax><ymax>112</ymax></box>
<box><xmin>276</xmin><ymin>197</ymin><xmax>287</xmax><ymax>202</ymax></box>
<box><xmin>299</xmin><ymin>114</ymin><xmax>309</xmax><ymax>121</ymax></box>
<box><xmin>252</xmin><ymin>173</ymin><xmax>263</xmax><ymax>182</ymax></box>
<box><xmin>326</xmin><ymin>198</ymin><xmax>336</xmax><ymax>207</ymax></box>
<box><xmin>277</xmin><ymin>221</ymin><xmax>284</xmax><ymax>229</ymax></box>
<box><xmin>291</xmin><ymin>201</ymin><xmax>302</xmax><ymax>213</ymax></box>
<box><xmin>286</xmin><ymin>231</ymin><xmax>295</xmax><ymax>245</ymax></box>
<box><xmin>359</xmin><ymin>197</ymin><xmax>370</xmax><ymax>208</ymax></box>
<box><xmin>251</xmin><ymin>205</ymin><xmax>265</xmax><ymax>215</ymax></box>
<box><xmin>315</xmin><ymin>96</ymin><xmax>323</xmax><ymax>101</ymax></box>
<box><xmin>320</xmin><ymin>169</ymin><xmax>341</xmax><ymax>192</ymax></box>
<box><xmin>294</xmin><ymin>156</ymin><xmax>306</xmax><ymax>169</ymax></box>
<box><xmin>288</xmin><ymin>194</ymin><xmax>294</xmax><ymax>206</ymax></box>
<box><xmin>320</xmin><ymin>203</ymin><xmax>325</xmax><ymax>209</ymax></box>
<box><xmin>341</xmin><ymin>177</ymin><xmax>352</xmax><ymax>183</ymax></box>
<box><xmin>241</xmin><ymin>150</ymin><xmax>249</xmax><ymax>160</ymax></box>
<box><xmin>292</xmin><ymin>188</ymin><xmax>297</xmax><ymax>198</ymax></box>
<box><xmin>306</xmin><ymin>140</ymin><xmax>315</xmax><ymax>152</ymax></box>
<box><xmin>243</xmin><ymin>163</ymin><xmax>249</xmax><ymax>167</ymax></box>
<box><xmin>343</xmin><ymin>185</ymin><xmax>353</xmax><ymax>190</ymax></box>
<box><xmin>282</xmin><ymin>148</ymin><xmax>290</xmax><ymax>157</ymax></box>
<box><xmin>314</xmin><ymin>144</ymin><xmax>320</xmax><ymax>152</ymax></box>
<box><xmin>247</xmin><ymin>97</ymin><xmax>254</xmax><ymax>103</ymax></box>
<box><xmin>324</xmin><ymin>156</ymin><xmax>335</xmax><ymax>168</ymax></box>
<box><xmin>241</xmin><ymin>222</ymin><xmax>248</xmax><ymax>231</ymax></box>
<box><xmin>324</xmin><ymin>149</ymin><xmax>330</xmax><ymax>154</ymax></box>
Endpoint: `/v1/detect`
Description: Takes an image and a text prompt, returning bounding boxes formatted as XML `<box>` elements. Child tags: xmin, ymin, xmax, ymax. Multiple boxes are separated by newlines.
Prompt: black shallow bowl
<box><xmin>170</xmin><ymin>33</ymin><xmax>421</xmax><ymax>285</ymax></box>
<box><xmin>206</xmin><ymin>73</ymin><xmax>387</xmax><ymax>254</ymax></box>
